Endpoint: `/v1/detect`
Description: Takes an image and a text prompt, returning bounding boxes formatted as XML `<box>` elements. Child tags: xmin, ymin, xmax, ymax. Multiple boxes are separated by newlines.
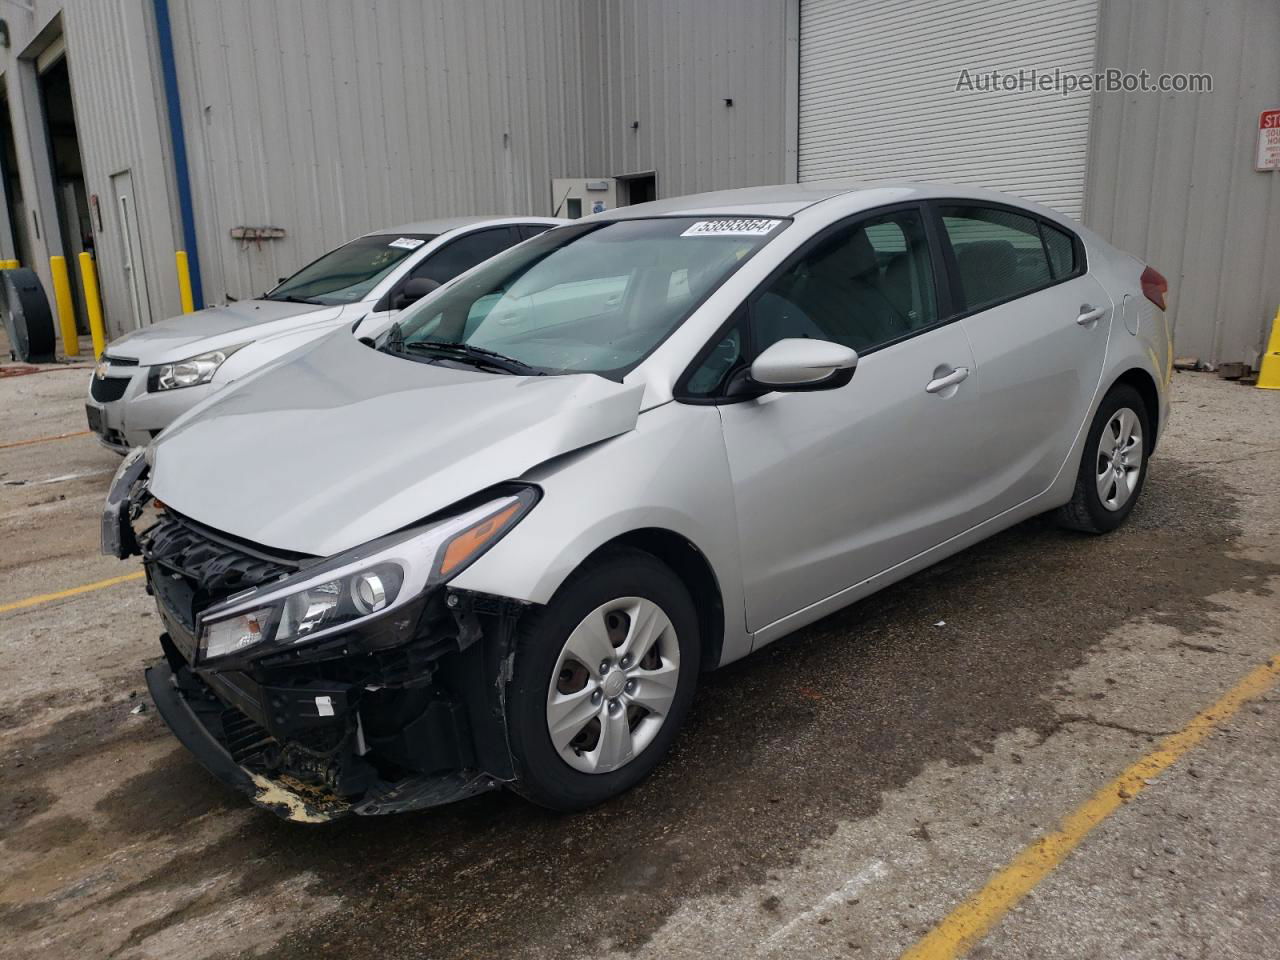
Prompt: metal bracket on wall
<box><xmin>230</xmin><ymin>226</ymin><xmax>286</xmax><ymax>251</ymax></box>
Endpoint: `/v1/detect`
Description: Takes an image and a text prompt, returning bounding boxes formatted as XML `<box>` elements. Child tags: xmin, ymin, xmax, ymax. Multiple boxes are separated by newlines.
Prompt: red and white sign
<box><xmin>1258</xmin><ymin>109</ymin><xmax>1280</xmax><ymax>171</ymax></box>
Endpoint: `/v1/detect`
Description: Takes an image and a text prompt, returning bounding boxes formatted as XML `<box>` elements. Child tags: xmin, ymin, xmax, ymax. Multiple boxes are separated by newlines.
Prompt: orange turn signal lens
<box><xmin>439</xmin><ymin>502</ymin><xmax>523</xmax><ymax>577</ymax></box>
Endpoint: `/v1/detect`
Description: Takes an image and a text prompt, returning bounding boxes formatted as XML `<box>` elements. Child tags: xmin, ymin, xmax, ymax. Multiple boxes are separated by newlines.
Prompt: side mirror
<box><xmin>393</xmin><ymin>276</ymin><xmax>441</xmax><ymax>311</ymax></box>
<box><xmin>749</xmin><ymin>338</ymin><xmax>858</xmax><ymax>392</ymax></box>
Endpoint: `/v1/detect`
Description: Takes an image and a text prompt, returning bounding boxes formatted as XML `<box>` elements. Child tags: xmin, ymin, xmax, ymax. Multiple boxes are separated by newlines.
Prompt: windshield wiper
<box><xmin>384</xmin><ymin>320</ymin><xmax>406</xmax><ymax>354</ymax></box>
<box><xmin>267</xmin><ymin>294</ymin><xmax>319</xmax><ymax>304</ymax></box>
<box><xmin>401</xmin><ymin>340</ymin><xmax>543</xmax><ymax>376</ymax></box>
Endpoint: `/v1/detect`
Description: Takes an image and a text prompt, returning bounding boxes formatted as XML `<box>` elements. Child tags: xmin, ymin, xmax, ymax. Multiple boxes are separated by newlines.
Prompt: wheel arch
<box><xmin>580</xmin><ymin>528</ymin><xmax>726</xmax><ymax>672</ymax></box>
<box><xmin>1109</xmin><ymin>366</ymin><xmax>1161</xmax><ymax>449</ymax></box>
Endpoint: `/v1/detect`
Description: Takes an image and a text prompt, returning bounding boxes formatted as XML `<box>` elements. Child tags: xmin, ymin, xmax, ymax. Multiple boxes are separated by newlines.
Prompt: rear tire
<box><xmin>1055</xmin><ymin>383</ymin><xmax>1150</xmax><ymax>534</ymax></box>
<box><xmin>506</xmin><ymin>548</ymin><xmax>699</xmax><ymax>811</ymax></box>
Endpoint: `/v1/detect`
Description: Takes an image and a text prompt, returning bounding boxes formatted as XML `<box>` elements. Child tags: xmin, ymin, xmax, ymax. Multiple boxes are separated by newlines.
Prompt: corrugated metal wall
<box><xmin>1085</xmin><ymin>0</ymin><xmax>1280</xmax><ymax>365</ymax></box>
<box><xmin>167</xmin><ymin>0</ymin><xmax>791</xmax><ymax>301</ymax></box>
<box><xmin>168</xmin><ymin>0</ymin><xmax>592</xmax><ymax>301</ymax></box>
<box><xmin>796</xmin><ymin>0</ymin><xmax>1100</xmax><ymax>220</ymax></box>
<box><xmin>580</xmin><ymin>0</ymin><xmax>790</xmax><ymax>197</ymax></box>
<box><xmin>0</xmin><ymin>0</ymin><xmax>184</xmax><ymax>338</ymax></box>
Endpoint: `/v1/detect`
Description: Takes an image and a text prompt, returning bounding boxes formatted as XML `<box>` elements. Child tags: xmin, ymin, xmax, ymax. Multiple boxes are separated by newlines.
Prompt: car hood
<box><xmin>106</xmin><ymin>300</ymin><xmax>344</xmax><ymax>365</ymax></box>
<box><xmin>148</xmin><ymin>333</ymin><xmax>646</xmax><ymax>557</ymax></box>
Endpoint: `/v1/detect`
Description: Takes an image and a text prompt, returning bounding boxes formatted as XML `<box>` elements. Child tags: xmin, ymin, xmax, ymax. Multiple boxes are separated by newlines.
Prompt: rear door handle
<box><xmin>1076</xmin><ymin>304</ymin><xmax>1106</xmax><ymax>326</ymax></box>
<box><xmin>925</xmin><ymin>366</ymin><xmax>970</xmax><ymax>394</ymax></box>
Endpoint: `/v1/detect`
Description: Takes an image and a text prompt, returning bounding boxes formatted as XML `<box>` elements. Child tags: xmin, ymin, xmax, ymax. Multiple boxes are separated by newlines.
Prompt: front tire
<box><xmin>506</xmin><ymin>548</ymin><xmax>699</xmax><ymax>811</ymax></box>
<box><xmin>1055</xmin><ymin>383</ymin><xmax>1150</xmax><ymax>533</ymax></box>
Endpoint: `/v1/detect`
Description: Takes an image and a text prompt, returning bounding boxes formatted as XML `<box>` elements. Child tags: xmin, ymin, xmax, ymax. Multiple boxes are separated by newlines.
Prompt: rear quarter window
<box><xmin>1040</xmin><ymin>222</ymin><xmax>1078</xmax><ymax>279</ymax></box>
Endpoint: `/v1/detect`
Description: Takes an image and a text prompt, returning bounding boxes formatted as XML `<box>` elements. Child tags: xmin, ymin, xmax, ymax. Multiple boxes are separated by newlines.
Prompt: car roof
<box><xmin>585</xmin><ymin>183</ymin><xmax>866</xmax><ymax>219</ymax></box>
<box><xmin>365</xmin><ymin>215</ymin><xmax>566</xmax><ymax>237</ymax></box>
<box><xmin>585</xmin><ymin>180</ymin><xmax>1076</xmax><ymax>225</ymax></box>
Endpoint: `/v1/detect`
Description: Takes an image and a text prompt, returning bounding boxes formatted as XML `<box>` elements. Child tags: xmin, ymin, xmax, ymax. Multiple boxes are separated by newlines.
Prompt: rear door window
<box><xmin>938</xmin><ymin>205</ymin><xmax>1053</xmax><ymax>311</ymax></box>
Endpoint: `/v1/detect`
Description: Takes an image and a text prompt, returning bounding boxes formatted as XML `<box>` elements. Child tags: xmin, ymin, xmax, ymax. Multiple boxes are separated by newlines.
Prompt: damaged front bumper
<box><xmin>145</xmin><ymin>581</ymin><xmax>527</xmax><ymax>822</ymax></box>
<box><xmin>107</xmin><ymin>452</ymin><xmax>537</xmax><ymax>822</ymax></box>
<box><xmin>145</xmin><ymin>655</ymin><xmax>500</xmax><ymax>823</ymax></box>
<box><xmin>146</xmin><ymin>659</ymin><xmax>352</xmax><ymax>823</ymax></box>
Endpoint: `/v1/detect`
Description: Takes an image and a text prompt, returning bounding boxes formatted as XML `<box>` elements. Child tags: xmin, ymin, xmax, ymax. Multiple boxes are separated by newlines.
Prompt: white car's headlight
<box><xmin>197</xmin><ymin>488</ymin><xmax>536</xmax><ymax>661</ymax></box>
<box><xmin>149</xmin><ymin>344</ymin><xmax>247</xmax><ymax>392</ymax></box>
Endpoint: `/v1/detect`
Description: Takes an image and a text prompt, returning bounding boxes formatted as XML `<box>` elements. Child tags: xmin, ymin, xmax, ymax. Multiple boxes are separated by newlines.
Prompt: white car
<box><xmin>85</xmin><ymin>216</ymin><xmax>564</xmax><ymax>450</ymax></box>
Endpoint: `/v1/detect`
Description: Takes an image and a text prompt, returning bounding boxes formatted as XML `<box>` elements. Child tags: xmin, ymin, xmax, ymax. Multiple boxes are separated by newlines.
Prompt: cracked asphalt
<box><xmin>1</xmin><ymin>345</ymin><xmax>1277</xmax><ymax>960</ymax></box>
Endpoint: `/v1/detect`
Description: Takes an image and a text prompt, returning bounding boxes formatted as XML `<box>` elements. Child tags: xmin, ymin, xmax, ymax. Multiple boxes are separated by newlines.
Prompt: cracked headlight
<box><xmin>197</xmin><ymin>488</ymin><xmax>537</xmax><ymax>661</ymax></box>
<box><xmin>148</xmin><ymin>344</ymin><xmax>247</xmax><ymax>392</ymax></box>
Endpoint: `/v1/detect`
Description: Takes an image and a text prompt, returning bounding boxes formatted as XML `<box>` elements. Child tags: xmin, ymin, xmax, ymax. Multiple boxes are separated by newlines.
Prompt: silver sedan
<box><xmin>105</xmin><ymin>182</ymin><xmax>1172</xmax><ymax>820</ymax></box>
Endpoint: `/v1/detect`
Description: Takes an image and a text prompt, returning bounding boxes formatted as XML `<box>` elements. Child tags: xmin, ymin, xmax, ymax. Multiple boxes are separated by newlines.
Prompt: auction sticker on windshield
<box><xmin>680</xmin><ymin>218</ymin><xmax>780</xmax><ymax>237</ymax></box>
<box><xmin>388</xmin><ymin>237</ymin><xmax>427</xmax><ymax>250</ymax></box>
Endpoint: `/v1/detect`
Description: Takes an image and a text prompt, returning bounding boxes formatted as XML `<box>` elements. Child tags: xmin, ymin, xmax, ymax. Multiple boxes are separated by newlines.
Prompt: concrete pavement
<box><xmin>0</xmin><ymin>353</ymin><xmax>1277</xmax><ymax>960</ymax></box>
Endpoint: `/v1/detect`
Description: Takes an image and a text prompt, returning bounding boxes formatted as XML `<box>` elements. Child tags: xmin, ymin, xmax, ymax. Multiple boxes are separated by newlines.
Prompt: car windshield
<box><xmin>387</xmin><ymin>217</ymin><xmax>784</xmax><ymax>377</ymax></box>
<box><xmin>267</xmin><ymin>233</ymin><xmax>436</xmax><ymax>305</ymax></box>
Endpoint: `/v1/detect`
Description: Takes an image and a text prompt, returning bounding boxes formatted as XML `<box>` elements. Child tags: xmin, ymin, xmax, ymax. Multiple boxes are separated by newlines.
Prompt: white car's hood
<box><xmin>148</xmin><ymin>333</ymin><xmax>645</xmax><ymax>557</ymax></box>
<box><xmin>106</xmin><ymin>300</ymin><xmax>344</xmax><ymax>365</ymax></box>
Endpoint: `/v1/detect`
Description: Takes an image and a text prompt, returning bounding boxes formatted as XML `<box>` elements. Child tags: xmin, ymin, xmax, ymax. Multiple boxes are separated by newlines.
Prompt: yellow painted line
<box><xmin>0</xmin><ymin>570</ymin><xmax>145</xmax><ymax>615</ymax></box>
<box><xmin>0</xmin><ymin>429</ymin><xmax>92</xmax><ymax>451</ymax></box>
<box><xmin>901</xmin><ymin>653</ymin><xmax>1280</xmax><ymax>960</ymax></box>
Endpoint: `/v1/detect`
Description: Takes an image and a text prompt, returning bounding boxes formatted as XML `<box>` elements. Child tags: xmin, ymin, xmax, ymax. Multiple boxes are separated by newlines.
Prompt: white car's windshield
<box><xmin>386</xmin><ymin>217</ymin><xmax>785</xmax><ymax>377</ymax></box>
<box><xmin>268</xmin><ymin>233</ymin><xmax>436</xmax><ymax>305</ymax></box>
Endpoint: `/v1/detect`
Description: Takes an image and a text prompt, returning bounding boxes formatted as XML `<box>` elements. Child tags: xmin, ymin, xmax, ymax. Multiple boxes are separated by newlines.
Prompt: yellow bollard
<box><xmin>78</xmin><ymin>252</ymin><xmax>107</xmax><ymax>359</ymax></box>
<box><xmin>0</xmin><ymin>259</ymin><xmax>19</xmax><ymax>269</ymax></box>
<box><xmin>50</xmin><ymin>256</ymin><xmax>80</xmax><ymax>358</ymax></box>
<box><xmin>1257</xmin><ymin>306</ymin><xmax>1280</xmax><ymax>390</ymax></box>
<box><xmin>175</xmin><ymin>250</ymin><xmax>195</xmax><ymax>314</ymax></box>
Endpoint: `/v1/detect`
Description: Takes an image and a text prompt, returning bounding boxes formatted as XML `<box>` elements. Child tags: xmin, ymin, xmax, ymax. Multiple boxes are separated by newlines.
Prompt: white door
<box><xmin>110</xmin><ymin>170</ymin><xmax>150</xmax><ymax>329</ymax></box>
<box><xmin>705</xmin><ymin>206</ymin><xmax>986</xmax><ymax>631</ymax></box>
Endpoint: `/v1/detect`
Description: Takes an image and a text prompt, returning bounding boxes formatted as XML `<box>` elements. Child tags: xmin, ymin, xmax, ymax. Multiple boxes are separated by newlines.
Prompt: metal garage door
<box><xmin>798</xmin><ymin>0</ymin><xmax>1099</xmax><ymax>220</ymax></box>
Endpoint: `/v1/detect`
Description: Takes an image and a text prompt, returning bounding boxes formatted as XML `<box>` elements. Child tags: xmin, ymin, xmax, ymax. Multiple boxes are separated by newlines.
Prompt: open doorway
<box><xmin>0</xmin><ymin>90</ymin><xmax>31</xmax><ymax>267</ymax></box>
<box><xmin>37</xmin><ymin>54</ymin><xmax>92</xmax><ymax>332</ymax></box>
<box><xmin>616</xmin><ymin>171</ymin><xmax>657</xmax><ymax>207</ymax></box>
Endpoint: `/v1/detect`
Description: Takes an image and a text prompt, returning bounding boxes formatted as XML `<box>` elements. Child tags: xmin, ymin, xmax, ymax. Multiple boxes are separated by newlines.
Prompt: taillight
<box><xmin>1141</xmin><ymin>266</ymin><xmax>1168</xmax><ymax>311</ymax></box>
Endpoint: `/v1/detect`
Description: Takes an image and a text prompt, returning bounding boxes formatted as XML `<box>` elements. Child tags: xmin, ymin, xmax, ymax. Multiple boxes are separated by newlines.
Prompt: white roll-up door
<box><xmin>798</xmin><ymin>0</ymin><xmax>1099</xmax><ymax>220</ymax></box>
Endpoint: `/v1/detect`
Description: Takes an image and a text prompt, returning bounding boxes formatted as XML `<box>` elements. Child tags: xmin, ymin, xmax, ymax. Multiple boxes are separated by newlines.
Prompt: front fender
<box><xmin>448</xmin><ymin>401</ymin><xmax>751</xmax><ymax>667</ymax></box>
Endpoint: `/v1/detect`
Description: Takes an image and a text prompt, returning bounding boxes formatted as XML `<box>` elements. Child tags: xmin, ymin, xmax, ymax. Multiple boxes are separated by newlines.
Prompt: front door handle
<box><xmin>925</xmin><ymin>366</ymin><xmax>970</xmax><ymax>394</ymax></box>
<box><xmin>1076</xmin><ymin>304</ymin><xmax>1106</xmax><ymax>326</ymax></box>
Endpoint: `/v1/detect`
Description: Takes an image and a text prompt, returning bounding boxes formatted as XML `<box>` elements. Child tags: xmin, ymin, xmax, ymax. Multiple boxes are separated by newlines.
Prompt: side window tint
<box><xmin>940</xmin><ymin>206</ymin><xmax>1052</xmax><ymax>311</ymax></box>
<box><xmin>518</xmin><ymin>223</ymin><xmax>554</xmax><ymax>240</ymax></box>
<box><xmin>413</xmin><ymin>228</ymin><xmax>516</xmax><ymax>285</ymax></box>
<box><xmin>750</xmin><ymin>208</ymin><xmax>937</xmax><ymax>356</ymax></box>
<box><xmin>1041</xmin><ymin>222</ymin><xmax>1077</xmax><ymax>279</ymax></box>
